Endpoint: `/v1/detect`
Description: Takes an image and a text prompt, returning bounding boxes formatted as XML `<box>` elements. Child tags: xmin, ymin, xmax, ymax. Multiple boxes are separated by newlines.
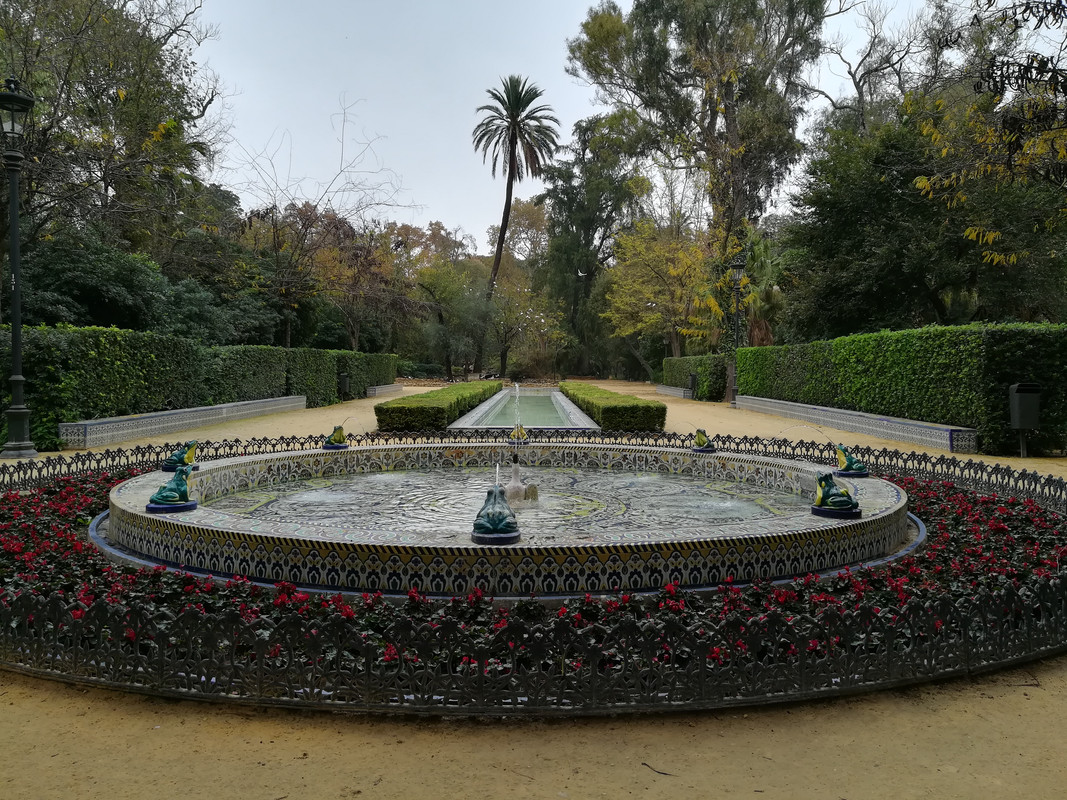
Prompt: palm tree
<box><xmin>472</xmin><ymin>75</ymin><xmax>560</xmax><ymax>303</ymax></box>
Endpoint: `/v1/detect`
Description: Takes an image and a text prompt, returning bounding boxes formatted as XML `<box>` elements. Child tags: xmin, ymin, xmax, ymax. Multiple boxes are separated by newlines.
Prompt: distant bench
<box><xmin>735</xmin><ymin>395</ymin><xmax>979</xmax><ymax>454</ymax></box>
<box><xmin>58</xmin><ymin>396</ymin><xmax>308</xmax><ymax>449</ymax></box>
<box><xmin>656</xmin><ymin>384</ymin><xmax>694</xmax><ymax>400</ymax></box>
<box><xmin>366</xmin><ymin>383</ymin><xmax>403</xmax><ymax>397</ymax></box>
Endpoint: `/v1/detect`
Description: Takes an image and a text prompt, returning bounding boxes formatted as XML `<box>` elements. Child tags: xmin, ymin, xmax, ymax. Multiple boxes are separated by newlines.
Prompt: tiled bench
<box><xmin>735</xmin><ymin>395</ymin><xmax>978</xmax><ymax>453</ymax></box>
<box><xmin>656</xmin><ymin>384</ymin><xmax>694</xmax><ymax>399</ymax></box>
<box><xmin>366</xmin><ymin>383</ymin><xmax>403</xmax><ymax>397</ymax></box>
<box><xmin>58</xmin><ymin>396</ymin><xmax>308</xmax><ymax>449</ymax></box>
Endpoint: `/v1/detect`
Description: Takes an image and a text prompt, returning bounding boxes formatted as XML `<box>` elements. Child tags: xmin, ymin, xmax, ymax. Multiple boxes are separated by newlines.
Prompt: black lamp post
<box><xmin>0</xmin><ymin>76</ymin><xmax>37</xmax><ymax>459</ymax></box>
<box><xmin>726</xmin><ymin>250</ymin><xmax>747</xmax><ymax>405</ymax></box>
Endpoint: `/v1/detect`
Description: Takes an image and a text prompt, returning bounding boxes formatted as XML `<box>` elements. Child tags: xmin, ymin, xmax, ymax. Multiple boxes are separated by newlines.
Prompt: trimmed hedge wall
<box><xmin>206</xmin><ymin>346</ymin><xmax>288</xmax><ymax>405</ymax></box>
<box><xmin>329</xmin><ymin>351</ymin><xmax>399</xmax><ymax>401</ymax></box>
<box><xmin>0</xmin><ymin>326</ymin><xmax>206</xmax><ymax>451</ymax></box>
<box><xmin>374</xmin><ymin>381</ymin><xmax>502</xmax><ymax>431</ymax></box>
<box><xmin>0</xmin><ymin>325</ymin><xmax>401</xmax><ymax>450</ymax></box>
<box><xmin>736</xmin><ymin>324</ymin><xmax>1067</xmax><ymax>455</ymax></box>
<box><xmin>365</xmin><ymin>353</ymin><xmax>398</xmax><ymax>388</ymax></box>
<box><xmin>559</xmin><ymin>382</ymin><xmax>666</xmax><ymax>432</ymax></box>
<box><xmin>287</xmin><ymin>348</ymin><xmax>339</xmax><ymax>408</ymax></box>
<box><xmin>662</xmin><ymin>355</ymin><xmax>728</xmax><ymax>401</ymax></box>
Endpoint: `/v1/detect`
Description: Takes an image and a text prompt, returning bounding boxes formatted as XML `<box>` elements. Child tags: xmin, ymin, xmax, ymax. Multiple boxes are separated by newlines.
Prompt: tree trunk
<box><xmin>348</xmin><ymin>317</ymin><xmax>360</xmax><ymax>351</ymax></box>
<box><xmin>474</xmin><ymin>154</ymin><xmax>517</xmax><ymax>372</ymax></box>
<box><xmin>624</xmin><ymin>336</ymin><xmax>656</xmax><ymax>383</ymax></box>
<box><xmin>499</xmin><ymin>345</ymin><xmax>510</xmax><ymax>380</ymax></box>
<box><xmin>669</xmin><ymin>328</ymin><xmax>682</xmax><ymax>358</ymax></box>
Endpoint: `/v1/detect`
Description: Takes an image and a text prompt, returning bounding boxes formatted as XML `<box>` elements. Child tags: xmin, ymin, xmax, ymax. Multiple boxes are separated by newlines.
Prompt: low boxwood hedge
<box><xmin>559</xmin><ymin>382</ymin><xmax>666</xmax><ymax>431</ymax></box>
<box><xmin>374</xmin><ymin>381</ymin><xmax>502</xmax><ymax>431</ymax></box>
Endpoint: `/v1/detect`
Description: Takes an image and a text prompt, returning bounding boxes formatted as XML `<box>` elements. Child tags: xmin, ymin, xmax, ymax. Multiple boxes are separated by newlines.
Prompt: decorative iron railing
<box><xmin>2</xmin><ymin>581</ymin><xmax>1065</xmax><ymax>716</ymax></box>
<box><xmin>2</xmin><ymin>431</ymin><xmax>1063</xmax><ymax>513</ymax></box>
<box><xmin>1</xmin><ymin>431</ymin><xmax>1065</xmax><ymax>715</ymax></box>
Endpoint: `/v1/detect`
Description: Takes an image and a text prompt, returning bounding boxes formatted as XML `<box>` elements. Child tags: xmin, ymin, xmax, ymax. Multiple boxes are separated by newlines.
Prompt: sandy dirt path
<box><xmin>3</xmin><ymin>380</ymin><xmax>1066</xmax><ymax>799</ymax></box>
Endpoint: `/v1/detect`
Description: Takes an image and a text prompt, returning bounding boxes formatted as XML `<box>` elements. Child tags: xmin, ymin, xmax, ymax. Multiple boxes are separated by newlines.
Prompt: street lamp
<box><xmin>726</xmin><ymin>249</ymin><xmax>747</xmax><ymax>406</ymax></box>
<box><xmin>0</xmin><ymin>76</ymin><xmax>37</xmax><ymax>458</ymax></box>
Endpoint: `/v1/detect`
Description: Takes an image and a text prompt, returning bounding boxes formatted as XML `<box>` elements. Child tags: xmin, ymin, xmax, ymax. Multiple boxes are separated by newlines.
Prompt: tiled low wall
<box><xmin>366</xmin><ymin>383</ymin><xmax>403</xmax><ymax>397</ymax></box>
<box><xmin>103</xmin><ymin>443</ymin><xmax>909</xmax><ymax>598</ymax></box>
<box><xmin>735</xmin><ymin>396</ymin><xmax>978</xmax><ymax>453</ymax></box>
<box><xmin>656</xmin><ymin>385</ymin><xmax>693</xmax><ymax>399</ymax></box>
<box><xmin>58</xmin><ymin>396</ymin><xmax>307</xmax><ymax>448</ymax></box>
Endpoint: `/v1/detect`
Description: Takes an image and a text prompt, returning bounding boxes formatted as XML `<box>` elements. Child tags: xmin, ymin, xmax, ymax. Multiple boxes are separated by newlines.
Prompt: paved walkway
<box><xmin>43</xmin><ymin>379</ymin><xmax>1067</xmax><ymax>481</ymax></box>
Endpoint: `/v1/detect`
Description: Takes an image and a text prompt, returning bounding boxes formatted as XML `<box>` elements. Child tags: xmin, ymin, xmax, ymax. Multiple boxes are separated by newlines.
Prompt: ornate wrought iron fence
<box><xmin>1</xmin><ymin>431</ymin><xmax>1062</xmax><ymax>512</ymax></box>
<box><xmin>1</xmin><ymin>431</ymin><xmax>1066</xmax><ymax>714</ymax></box>
<box><xmin>2</xmin><ymin>581</ymin><xmax>1066</xmax><ymax>715</ymax></box>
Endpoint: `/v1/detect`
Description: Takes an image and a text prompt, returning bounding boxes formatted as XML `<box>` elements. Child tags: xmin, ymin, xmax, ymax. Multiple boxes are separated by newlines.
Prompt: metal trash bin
<box><xmin>339</xmin><ymin>372</ymin><xmax>350</xmax><ymax>398</ymax></box>
<box><xmin>1009</xmin><ymin>382</ymin><xmax>1041</xmax><ymax>457</ymax></box>
<box><xmin>688</xmin><ymin>372</ymin><xmax>697</xmax><ymax>397</ymax></box>
<box><xmin>1009</xmin><ymin>382</ymin><xmax>1041</xmax><ymax>429</ymax></box>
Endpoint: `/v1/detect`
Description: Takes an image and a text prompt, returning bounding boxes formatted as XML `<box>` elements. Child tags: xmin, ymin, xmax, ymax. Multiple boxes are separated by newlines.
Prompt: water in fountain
<box><xmin>505</xmin><ymin>382</ymin><xmax>537</xmax><ymax>503</ymax></box>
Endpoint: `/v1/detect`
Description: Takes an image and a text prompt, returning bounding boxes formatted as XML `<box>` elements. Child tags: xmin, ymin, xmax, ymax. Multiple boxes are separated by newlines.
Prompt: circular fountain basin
<box><xmin>101</xmin><ymin>443</ymin><xmax>909</xmax><ymax>598</ymax></box>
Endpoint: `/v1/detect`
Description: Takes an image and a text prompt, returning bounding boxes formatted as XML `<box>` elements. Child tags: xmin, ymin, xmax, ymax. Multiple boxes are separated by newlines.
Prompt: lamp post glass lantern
<box><xmin>726</xmin><ymin>250</ymin><xmax>747</xmax><ymax>405</ymax></box>
<box><xmin>730</xmin><ymin>260</ymin><xmax>745</xmax><ymax>350</ymax></box>
<box><xmin>1</xmin><ymin>76</ymin><xmax>37</xmax><ymax>458</ymax></box>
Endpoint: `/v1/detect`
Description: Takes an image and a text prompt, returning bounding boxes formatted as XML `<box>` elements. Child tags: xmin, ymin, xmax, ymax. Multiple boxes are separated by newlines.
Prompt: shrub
<box><xmin>286</xmin><ymin>348</ymin><xmax>338</xmax><ymax>408</ymax></box>
<box><xmin>365</xmin><ymin>353</ymin><xmax>398</xmax><ymax>387</ymax></box>
<box><xmin>559</xmin><ymin>381</ymin><xmax>666</xmax><ymax>431</ymax></box>
<box><xmin>205</xmin><ymin>345</ymin><xmax>288</xmax><ymax>404</ymax></box>
<box><xmin>736</xmin><ymin>324</ymin><xmax>1067</xmax><ymax>454</ymax></box>
<box><xmin>662</xmin><ymin>355</ymin><xmax>728</xmax><ymax>401</ymax></box>
<box><xmin>374</xmin><ymin>381</ymin><xmax>502</xmax><ymax>431</ymax></box>
<box><xmin>0</xmin><ymin>326</ymin><xmax>206</xmax><ymax>451</ymax></box>
<box><xmin>396</xmin><ymin>359</ymin><xmax>446</xmax><ymax>379</ymax></box>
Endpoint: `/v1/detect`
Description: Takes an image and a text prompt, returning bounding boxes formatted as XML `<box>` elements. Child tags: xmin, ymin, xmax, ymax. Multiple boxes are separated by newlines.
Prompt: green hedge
<box><xmin>206</xmin><ymin>345</ymin><xmax>288</xmax><ymax>405</ymax></box>
<box><xmin>736</xmin><ymin>324</ymin><xmax>1067</xmax><ymax>455</ymax></box>
<box><xmin>365</xmin><ymin>353</ymin><xmax>398</xmax><ymax>388</ymax></box>
<box><xmin>0</xmin><ymin>326</ymin><xmax>206</xmax><ymax>451</ymax></box>
<box><xmin>374</xmin><ymin>381</ymin><xmax>502</xmax><ymax>431</ymax></box>
<box><xmin>397</xmin><ymin>359</ymin><xmax>447</xmax><ymax>379</ymax></box>
<box><xmin>326</xmin><ymin>351</ymin><xmax>398</xmax><ymax>400</ymax></box>
<box><xmin>0</xmin><ymin>325</ymin><xmax>401</xmax><ymax>450</ymax></box>
<box><xmin>662</xmin><ymin>355</ymin><xmax>728</xmax><ymax>401</ymax></box>
<box><xmin>559</xmin><ymin>381</ymin><xmax>666</xmax><ymax>431</ymax></box>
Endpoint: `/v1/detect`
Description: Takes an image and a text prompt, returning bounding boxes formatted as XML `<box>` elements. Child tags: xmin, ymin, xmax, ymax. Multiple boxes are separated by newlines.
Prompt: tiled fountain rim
<box><xmin>449</xmin><ymin>387</ymin><xmax>600</xmax><ymax>430</ymax></box>
<box><xmin>108</xmin><ymin>443</ymin><xmax>908</xmax><ymax>558</ymax></box>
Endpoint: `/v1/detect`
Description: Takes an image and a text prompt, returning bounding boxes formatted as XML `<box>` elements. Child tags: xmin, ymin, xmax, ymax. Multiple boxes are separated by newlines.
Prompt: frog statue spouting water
<box><xmin>161</xmin><ymin>440</ymin><xmax>197</xmax><ymax>472</ymax></box>
<box><xmin>472</xmin><ymin>484</ymin><xmax>520</xmax><ymax>544</ymax></box>
<box><xmin>835</xmin><ymin>444</ymin><xmax>868</xmax><ymax>476</ymax></box>
<box><xmin>323</xmin><ymin>425</ymin><xmax>348</xmax><ymax>449</ymax></box>
<box><xmin>692</xmin><ymin>429</ymin><xmax>715</xmax><ymax>452</ymax></box>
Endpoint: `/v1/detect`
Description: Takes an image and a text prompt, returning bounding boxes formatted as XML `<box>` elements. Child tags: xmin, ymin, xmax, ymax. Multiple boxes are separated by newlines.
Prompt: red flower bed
<box><xmin>1</xmin><ymin>471</ymin><xmax>1064</xmax><ymax>643</ymax></box>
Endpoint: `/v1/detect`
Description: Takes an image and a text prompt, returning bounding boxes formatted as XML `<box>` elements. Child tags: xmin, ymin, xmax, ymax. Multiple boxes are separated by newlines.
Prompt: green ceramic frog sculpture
<box><xmin>325</xmin><ymin>425</ymin><xmax>346</xmax><ymax>446</ymax></box>
<box><xmin>473</xmin><ymin>484</ymin><xmax>519</xmax><ymax>535</ymax></box>
<box><xmin>150</xmin><ymin>464</ymin><xmax>192</xmax><ymax>505</ymax></box>
<box><xmin>835</xmin><ymin>444</ymin><xmax>866</xmax><ymax>474</ymax></box>
<box><xmin>814</xmin><ymin>473</ymin><xmax>859</xmax><ymax>510</ymax></box>
<box><xmin>693</xmin><ymin>429</ymin><xmax>715</xmax><ymax>451</ymax></box>
<box><xmin>162</xmin><ymin>440</ymin><xmax>197</xmax><ymax>467</ymax></box>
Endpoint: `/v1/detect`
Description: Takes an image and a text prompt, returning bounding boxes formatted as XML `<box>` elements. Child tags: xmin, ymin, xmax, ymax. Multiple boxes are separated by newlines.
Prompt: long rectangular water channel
<box><xmin>448</xmin><ymin>387</ymin><xmax>600</xmax><ymax>431</ymax></box>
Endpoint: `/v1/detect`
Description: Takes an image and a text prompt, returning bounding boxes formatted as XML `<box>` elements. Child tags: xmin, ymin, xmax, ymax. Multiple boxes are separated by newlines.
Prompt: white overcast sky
<box><xmin>198</xmin><ymin>0</ymin><xmax>921</xmax><ymax>253</ymax></box>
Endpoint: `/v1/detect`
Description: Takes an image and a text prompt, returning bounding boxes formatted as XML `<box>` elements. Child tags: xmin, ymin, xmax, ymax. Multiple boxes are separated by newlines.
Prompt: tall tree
<box><xmin>0</xmin><ymin>0</ymin><xmax>223</xmax><ymax>247</ymax></box>
<box><xmin>601</xmin><ymin>219</ymin><xmax>713</xmax><ymax>359</ymax></box>
<box><xmin>471</xmin><ymin>75</ymin><xmax>559</xmax><ymax>367</ymax></box>
<box><xmin>567</xmin><ymin>0</ymin><xmax>829</xmax><ymax>258</ymax></box>
<box><xmin>537</xmin><ymin>115</ymin><xmax>639</xmax><ymax>373</ymax></box>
